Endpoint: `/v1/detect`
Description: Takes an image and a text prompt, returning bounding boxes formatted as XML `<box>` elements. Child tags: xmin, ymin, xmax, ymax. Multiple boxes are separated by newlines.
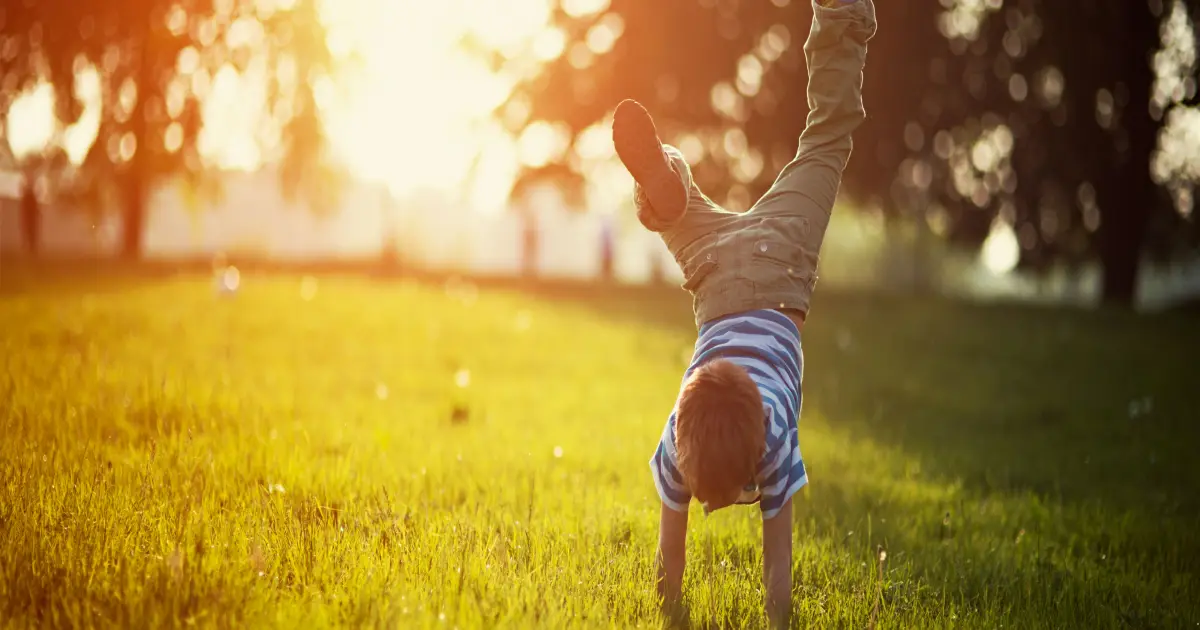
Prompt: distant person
<box><xmin>612</xmin><ymin>0</ymin><xmax>875</xmax><ymax>626</ymax></box>
<box><xmin>20</xmin><ymin>175</ymin><xmax>39</xmax><ymax>256</ymax></box>
<box><xmin>600</xmin><ymin>213</ymin><xmax>615</xmax><ymax>281</ymax></box>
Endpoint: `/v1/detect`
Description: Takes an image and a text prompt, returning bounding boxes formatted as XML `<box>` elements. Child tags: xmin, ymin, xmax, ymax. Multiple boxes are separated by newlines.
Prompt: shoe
<box><xmin>613</xmin><ymin>99</ymin><xmax>687</xmax><ymax>224</ymax></box>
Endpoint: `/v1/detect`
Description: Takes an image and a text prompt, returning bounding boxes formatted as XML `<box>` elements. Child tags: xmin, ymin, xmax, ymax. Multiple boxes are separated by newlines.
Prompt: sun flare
<box><xmin>4</xmin><ymin>0</ymin><xmax>604</xmax><ymax>215</ymax></box>
<box><xmin>317</xmin><ymin>0</ymin><xmax>556</xmax><ymax>206</ymax></box>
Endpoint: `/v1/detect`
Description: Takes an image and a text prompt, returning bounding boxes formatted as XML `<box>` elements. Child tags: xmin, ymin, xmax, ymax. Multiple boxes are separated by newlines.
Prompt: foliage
<box><xmin>0</xmin><ymin>0</ymin><xmax>343</xmax><ymax>256</ymax></box>
<box><xmin>492</xmin><ymin>0</ymin><xmax>1200</xmax><ymax>304</ymax></box>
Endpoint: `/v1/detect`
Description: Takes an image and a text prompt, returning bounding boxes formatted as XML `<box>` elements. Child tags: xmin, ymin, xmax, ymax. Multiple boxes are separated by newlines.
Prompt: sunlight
<box><xmin>980</xmin><ymin>216</ymin><xmax>1020</xmax><ymax>275</ymax></box>
<box><xmin>318</xmin><ymin>0</ymin><xmax>556</xmax><ymax>202</ymax></box>
<box><xmin>5</xmin><ymin>83</ymin><xmax>55</xmax><ymax>160</ymax></box>
<box><xmin>3</xmin><ymin>0</ymin><xmax>563</xmax><ymax>212</ymax></box>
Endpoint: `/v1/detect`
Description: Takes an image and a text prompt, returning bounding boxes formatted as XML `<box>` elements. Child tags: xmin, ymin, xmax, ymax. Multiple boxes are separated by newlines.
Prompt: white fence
<box><xmin>1</xmin><ymin>170</ymin><xmax>1195</xmax><ymax>311</ymax></box>
<box><xmin>0</xmin><ymin>171</ymin><xmax>685</xmax><ymax>286</ymax></box>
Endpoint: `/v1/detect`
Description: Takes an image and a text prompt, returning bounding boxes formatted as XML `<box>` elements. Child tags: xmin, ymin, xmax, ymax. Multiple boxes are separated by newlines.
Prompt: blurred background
<box><xmin>1</xmin><ymin>0</ymin><xmax>1198</xmax><ymax>311</ymax></box>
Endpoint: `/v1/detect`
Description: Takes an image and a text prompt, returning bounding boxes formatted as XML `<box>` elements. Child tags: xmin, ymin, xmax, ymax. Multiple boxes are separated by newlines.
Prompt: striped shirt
<box><xmin>650</xmin><ymin>309</ymin><xmax>807</xmax><ymax>519</ymax></box>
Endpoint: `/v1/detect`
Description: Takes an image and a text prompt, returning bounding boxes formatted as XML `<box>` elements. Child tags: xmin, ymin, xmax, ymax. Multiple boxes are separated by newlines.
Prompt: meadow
<box><xmin>1</xmin><ymin>263</ymin><xmax>1198</xmax><ymax>629</ymax></box>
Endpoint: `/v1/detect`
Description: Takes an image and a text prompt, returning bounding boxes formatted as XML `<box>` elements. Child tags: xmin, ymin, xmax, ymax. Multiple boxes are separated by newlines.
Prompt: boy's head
<box><xmin>674</xmin><ymin>359</ymin><xmax>765</xmax><ymax>512</ymax></box>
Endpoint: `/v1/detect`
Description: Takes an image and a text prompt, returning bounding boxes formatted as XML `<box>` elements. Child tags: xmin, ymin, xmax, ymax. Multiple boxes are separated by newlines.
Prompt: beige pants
<box><xmin>635</xmin><ymin>0</ymin><xmax>877</xmax><ymax>326</ymax></box>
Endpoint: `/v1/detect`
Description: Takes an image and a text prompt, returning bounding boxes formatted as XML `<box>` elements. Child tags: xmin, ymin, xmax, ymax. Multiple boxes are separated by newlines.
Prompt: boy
<box><xmin>612</xmin><ymin>0</ymin><xmax>876</xmax><ymax>626</ymax></box>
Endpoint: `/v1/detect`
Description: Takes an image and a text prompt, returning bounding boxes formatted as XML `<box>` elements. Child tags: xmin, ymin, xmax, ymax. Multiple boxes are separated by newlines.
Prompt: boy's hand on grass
<box><xmin>762</xmin><ymin>499</ymin><xmax>794</xmax><ymax>629</ymax></box>
<box><xmin>661</xmin><ymin>598</ymin><xmax>690</xmax><ymax>629</ymax></box>
<box><xmin>656</xmin><ymin>501</ymin><xmax>689</xmax><ymax>625</ymax></box>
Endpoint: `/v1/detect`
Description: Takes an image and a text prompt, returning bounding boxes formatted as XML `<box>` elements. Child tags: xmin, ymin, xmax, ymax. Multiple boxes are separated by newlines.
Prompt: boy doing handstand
<box><xmin>611</xmin><ymin>0</ymin><xmax>876</xmax><ymax>625</ymax></box>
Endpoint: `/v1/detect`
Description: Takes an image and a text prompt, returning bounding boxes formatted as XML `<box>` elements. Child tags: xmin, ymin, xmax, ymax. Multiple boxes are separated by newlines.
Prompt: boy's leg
<box><xmin>750</xmin><ymin>0</ymin><xmax>876</xmax><ymax>221</ymax></box>
<box><xmin>614</xmin><ymin>100</ymin><xmax>690</xmax><ymax>229</ymax></box>
<box><xmin>614</xmin><ymin>100</ymin><xmax>731</xmax><ymax>242</ymax></box>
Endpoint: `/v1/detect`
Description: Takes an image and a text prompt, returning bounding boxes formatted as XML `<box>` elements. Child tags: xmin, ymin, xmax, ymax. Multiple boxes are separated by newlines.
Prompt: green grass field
<box><xmin>2</xmin><ymin>265</ymin><xmax>1198</xmax><ymax>629</ymax></box>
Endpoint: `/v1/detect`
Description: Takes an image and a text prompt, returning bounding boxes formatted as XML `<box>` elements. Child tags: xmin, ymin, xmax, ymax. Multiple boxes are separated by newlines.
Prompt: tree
<box><xmin>0</xmin><ymin>0</ymin><xmax>341</xmax><ymax>259</ymax></box>
<box><xmin>19</xmin><ymin>171</ymin><xmax>39</xmax><ymax>255</ymax></box>
<box><xmin>482</xmin><ymin>1</ymin><xmax>958</xmax><ymax>210</ymax></box>
<box><xmin>910</xmin><ymin>0</ymin><xmax>1199</xmax><ymax>305</ymax></box>
<box><xmin>490</xmin><ymin>0</ymin><xmax>1200</xmax><ymax>306</ymax></box>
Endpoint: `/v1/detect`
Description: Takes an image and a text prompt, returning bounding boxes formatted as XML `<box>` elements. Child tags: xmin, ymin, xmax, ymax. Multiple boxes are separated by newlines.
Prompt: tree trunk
<box><xmin>20</xmin><ymin>179</ymin><xmax>38</xmax><ymax>256</ymax></box>
<box><xmin>1097</xmin><ymin>2</ymin><xmax>1160</xmax><ymax>307</ymax></box>
<box><xmin>121</xmin><ymin>21</ymin><xmax>154</xmax><ymax>261</ymax></box>
<box><xmin>120</xmin><ymin>178</ymin><xmax>146</xmax><ymax>260</ymax></box>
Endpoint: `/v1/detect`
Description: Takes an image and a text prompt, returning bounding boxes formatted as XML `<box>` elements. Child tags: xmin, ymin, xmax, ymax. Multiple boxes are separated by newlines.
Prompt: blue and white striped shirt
<box><xmin>650</xmin><ymin>309</ymin><xmax>807</xmax><ymax>519</ymax></box>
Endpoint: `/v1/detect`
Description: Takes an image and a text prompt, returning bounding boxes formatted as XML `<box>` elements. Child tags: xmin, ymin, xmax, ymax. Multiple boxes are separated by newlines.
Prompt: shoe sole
<box><xmin>613</xmin><ymin>100</ymin><xmax>687</xmax><ymax>223</ymax></box>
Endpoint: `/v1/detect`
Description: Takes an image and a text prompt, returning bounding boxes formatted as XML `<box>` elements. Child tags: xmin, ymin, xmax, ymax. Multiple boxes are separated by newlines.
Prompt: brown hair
<box><xmin>674</xmin><ymin>359</ymin><xmax>765</xmax><ymax>505</ymax></box>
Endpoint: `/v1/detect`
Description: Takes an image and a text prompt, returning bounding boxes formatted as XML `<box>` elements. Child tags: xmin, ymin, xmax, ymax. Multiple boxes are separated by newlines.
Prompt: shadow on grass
<box><xmin>518</xmin><ymin>279</ymin><xmax>1200</xmax><ymax>515</ymax></box>
<box><xmin>505</xmin><ymin>279</ymin><xmax>1200</xmax><ymax>627</ymax></box>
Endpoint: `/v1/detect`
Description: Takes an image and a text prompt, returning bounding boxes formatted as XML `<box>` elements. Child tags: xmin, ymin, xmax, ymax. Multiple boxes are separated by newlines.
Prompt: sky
<box><xmin>3</xmin><ymin>0</ymin><xmax>621</xmax><ymax>216</ymax></box>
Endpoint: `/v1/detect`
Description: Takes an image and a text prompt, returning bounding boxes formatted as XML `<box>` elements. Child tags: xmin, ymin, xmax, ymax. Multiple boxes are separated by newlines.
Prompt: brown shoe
<box><xmin>613</xmin><ymin>99</ymin><xmax>687</xmax><ymax>224</ymax></box>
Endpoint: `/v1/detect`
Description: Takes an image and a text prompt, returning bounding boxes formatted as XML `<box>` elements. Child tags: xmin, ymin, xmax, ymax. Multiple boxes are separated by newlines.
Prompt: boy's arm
<box><xmin>656</xmin><ymin>501</ymin><xmax>689</xmax><ymax>619</ymax></box>
<box><xmin>762</xmin><ymin>499</ymin><xmax>793</xmax><ymax>629</ymax></box>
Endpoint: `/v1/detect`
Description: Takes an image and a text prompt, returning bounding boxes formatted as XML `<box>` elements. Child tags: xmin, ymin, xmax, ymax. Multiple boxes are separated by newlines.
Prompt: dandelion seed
<box><xmin>836</xmin><ymin>328</ymin><xmax>853</xmax><ymax>351</ymax></box>
<box><xmin>515</xmin><ymin>310</ymin><xmax>533</xmax><ymax>332</ymax></box>
<box><xmin>878</xmin><ymin>548</ymin><xmax>887</xmax><ymax>563</ymax></box>
<box><xmin>438</xmin><ymin>612</ymin><xmax>446</xmax><ymax>621</ymax></box>
<box><xmin>455</xmin><ymin>369</ymin><xmax>471</xmax><ymax>388</ymax></box>
<box><xmin>376</xmin><ymin>383</ymin><xmax>389</xmax><ymax>400</ymax></box>
<box><xmin>553</xmin><ymin>446</ymin><xmax>563</xmax><ymax>458</ymax></box>
<box><xmin>222</xmin><ymin>266</ymin><xmax>241</xmax><ymax>293</ymax></box>
<box><xmin>258</xmin><ymin>571</ymin><xmax>264</xmax><ymax>577</ymax></box>
<box><xmin>300</xmin><ymin>276</ymin><xmax>319</xmax><ymax>301</ymax></box>
<box><xmin>272</xmin><ymin>483</ymin><xmax>286</xmax><ymax>494</ymax></box>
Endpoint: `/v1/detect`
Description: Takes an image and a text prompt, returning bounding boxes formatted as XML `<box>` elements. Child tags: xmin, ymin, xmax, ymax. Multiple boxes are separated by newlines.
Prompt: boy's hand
<box><xmin>762</xmin><ymin>499</ymin><xmax>793</xmax><ymax>629</ymax></box>
<box><xmin>656</xmin><ymin>501</ymin><xmax>689</xmax><ymax>622</ymax></box>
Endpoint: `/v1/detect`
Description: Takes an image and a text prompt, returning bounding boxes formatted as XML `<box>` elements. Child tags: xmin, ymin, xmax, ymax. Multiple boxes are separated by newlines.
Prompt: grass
<box><xmin>1</xmin><ymin>263</ymin><xmax>1198</xmax><ymax>629</ymax></box>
